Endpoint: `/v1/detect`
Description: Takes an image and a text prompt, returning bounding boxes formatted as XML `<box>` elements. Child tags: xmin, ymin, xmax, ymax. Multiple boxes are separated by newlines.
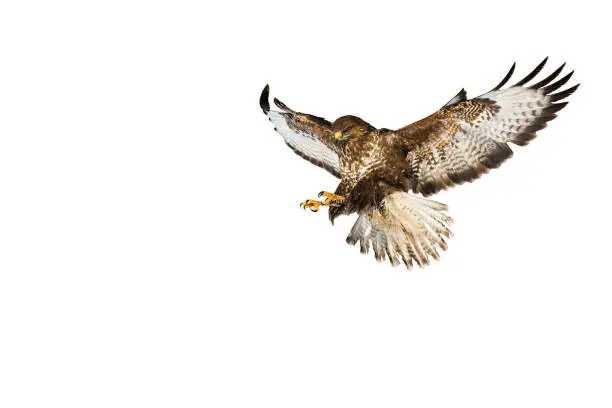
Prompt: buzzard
<box><xmin>260</xmin><ymin>59</ymin><xmax>578</xmax><ymax>269</ymax></box>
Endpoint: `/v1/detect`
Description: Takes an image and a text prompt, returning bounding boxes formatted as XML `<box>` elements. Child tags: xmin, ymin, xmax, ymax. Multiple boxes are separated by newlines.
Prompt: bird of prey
<box><xmin>259</xmin><ymin>59</ymin><xmax>578</xmax><ymax>269</ymax></box>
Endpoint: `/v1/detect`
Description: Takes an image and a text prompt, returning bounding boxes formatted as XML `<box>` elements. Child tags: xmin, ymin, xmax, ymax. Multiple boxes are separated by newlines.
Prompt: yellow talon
<box><xmin>299</xmin><ymin>192</ymin><xmax>344</xmax><ymax>212</ymax></box>
<box><xmin>300</xmin><ymin>200</ymin><xmax>321</xmax><ymax>212</ymax></box>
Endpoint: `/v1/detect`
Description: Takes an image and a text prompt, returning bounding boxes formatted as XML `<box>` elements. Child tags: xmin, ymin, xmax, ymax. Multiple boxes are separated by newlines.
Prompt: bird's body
<box><xmin>260</xmin><ymin>59</ymin><xmax>578</xmax><ymax>268</ymax></box>
<box><xmin>333</xmin><ymin>124</ymin><xmax>407</xmax><ymax>221</ymax></box>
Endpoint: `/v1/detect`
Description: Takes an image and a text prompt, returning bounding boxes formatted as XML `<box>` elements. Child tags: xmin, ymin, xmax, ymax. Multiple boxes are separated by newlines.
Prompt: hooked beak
<box><xmin>334</xmin><ymin>131</ymin><xmax>342</xmax><ymax>140</ymax></box>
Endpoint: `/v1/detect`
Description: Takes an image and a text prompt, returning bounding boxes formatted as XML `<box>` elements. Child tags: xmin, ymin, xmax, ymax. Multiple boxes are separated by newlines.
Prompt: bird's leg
<box><xmin>300</xmin><ymin>191</ymin><xmax>345</xmax><ymax>212</ymax></box>
<box><xmin>319</xmin><ymin>191</ymin><xmax>345</xmax><ymax>206</ymax></box>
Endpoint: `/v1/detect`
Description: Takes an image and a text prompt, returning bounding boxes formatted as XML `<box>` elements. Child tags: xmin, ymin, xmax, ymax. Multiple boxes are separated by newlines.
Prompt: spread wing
<box><xmin>394</xmin><ymin>58</ymin><xmax>579</xmax><ymax>196</ymax></box>
<box><xmin>260</xmin><ymin>85</ymin><xmax>341</xmax><ymax>177</ymax></box>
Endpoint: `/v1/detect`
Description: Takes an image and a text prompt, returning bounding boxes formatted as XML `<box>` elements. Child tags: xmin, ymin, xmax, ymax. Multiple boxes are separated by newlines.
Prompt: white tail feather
<box><xmin>346</xmin><ymin>192</ymin><xmax>453</xmax><ymax>269</ymax></box>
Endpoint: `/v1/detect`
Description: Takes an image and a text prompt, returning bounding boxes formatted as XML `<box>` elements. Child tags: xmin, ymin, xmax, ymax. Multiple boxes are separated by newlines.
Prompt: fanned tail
<box><xmin>346</xmin><ymin>192</ymin><xmax>453</xmax><ymax>269</ymax></box>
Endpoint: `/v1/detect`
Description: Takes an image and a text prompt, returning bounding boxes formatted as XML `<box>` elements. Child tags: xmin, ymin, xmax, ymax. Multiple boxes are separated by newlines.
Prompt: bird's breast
<box><xmin>340</xmin><ymin>136</ymin><xmax>389</xmax><ymax>185</ymax></box>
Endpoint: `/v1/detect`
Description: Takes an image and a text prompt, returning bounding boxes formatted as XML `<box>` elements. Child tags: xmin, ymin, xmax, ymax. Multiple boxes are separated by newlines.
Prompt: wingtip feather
<box><xmin>530</xmin><ymin>63</ymin><xmax>566</xmax><ymax>89</ymax></box>
<box><xmin>492</xmin><ymin>62</ymin><xmax>516</xmax><ymax>91</ymax></box>
<box><xmin>549</xmin><ymin>83</ymin><xmax>580</xmax><ymax>102</ymax></box>
<box><xmin>542</xmin><ymin>71</ymin><xmax>574</xmax><ymax>94</ymax></box>
<box><xmin>513</xmin><ymin>57</ymin><xmax>548</xmax><ymax>87</ymax></box>
<box><xmin>260</xmin><ymin>84</ymin><xmax>270</xmax><ymax>113</ymax></box>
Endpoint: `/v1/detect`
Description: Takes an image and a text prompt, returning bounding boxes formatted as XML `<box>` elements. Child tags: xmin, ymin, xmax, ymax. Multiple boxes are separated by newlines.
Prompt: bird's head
<box><xmin>331</xmin><ymin>116</ymin><xmax>374</xmax><ymax>141</ymax></box>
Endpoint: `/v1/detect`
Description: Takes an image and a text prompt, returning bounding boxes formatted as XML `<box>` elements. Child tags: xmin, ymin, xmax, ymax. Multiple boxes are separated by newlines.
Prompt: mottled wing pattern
<box><xmin>260</xmin><ymin>85</ymin><xmax>341</xmax><ymax>177</ymax></box>
<box><xmin>395</xmin><ymin>59</ymin><xmax>579</xmax><ymax>196</ymax></box>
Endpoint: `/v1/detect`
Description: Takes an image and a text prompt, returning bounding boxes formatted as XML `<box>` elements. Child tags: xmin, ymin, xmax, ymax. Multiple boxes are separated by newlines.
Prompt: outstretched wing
<box><xmin>260</xmin><ymin>85</ymin><xmax>341</xmax><ymax>177</ymax></box>
<box><xmin>394</xmin><ymin>58</ymin><xmax>579</xmax><ymax>196</ymax></box>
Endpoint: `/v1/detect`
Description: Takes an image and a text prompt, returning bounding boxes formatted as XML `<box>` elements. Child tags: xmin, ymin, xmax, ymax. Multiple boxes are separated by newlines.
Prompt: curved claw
<box><xmin>300</xmin><ymin>200</ymin><xmax>321</xmax><ymax>212</ymax></box>
<box><xmin>300</xmin><ymin>192</ymin><xmax>345</xmax><ymax>212</ymax></box>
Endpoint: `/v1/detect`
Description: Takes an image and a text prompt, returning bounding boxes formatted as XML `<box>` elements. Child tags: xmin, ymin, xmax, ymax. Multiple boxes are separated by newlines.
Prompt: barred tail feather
<box><xmin>346</xmin><ymin>192</ymin><xmax>453</xmax><ymax>269</ymax></box>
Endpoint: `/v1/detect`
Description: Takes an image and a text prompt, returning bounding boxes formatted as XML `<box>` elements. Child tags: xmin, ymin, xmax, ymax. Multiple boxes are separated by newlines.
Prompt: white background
<box><xmin>1</xmin><ymin>1</ymin><xmax>610</xmax><ymax>407</ymax></box>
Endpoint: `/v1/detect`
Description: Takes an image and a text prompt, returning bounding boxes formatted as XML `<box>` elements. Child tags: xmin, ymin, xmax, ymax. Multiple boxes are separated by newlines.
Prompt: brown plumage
<box><xmin>260</xmin><ymin>59</ymin><xmax>579</xmax><ymax>269</ymax></box>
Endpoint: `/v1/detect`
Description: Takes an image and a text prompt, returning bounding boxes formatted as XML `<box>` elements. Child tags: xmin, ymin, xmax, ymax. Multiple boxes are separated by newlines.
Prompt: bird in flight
<box><xmin>260</xmin><ymin>59</ymin><xmax>578</xmax><ymax>269</ymax></box>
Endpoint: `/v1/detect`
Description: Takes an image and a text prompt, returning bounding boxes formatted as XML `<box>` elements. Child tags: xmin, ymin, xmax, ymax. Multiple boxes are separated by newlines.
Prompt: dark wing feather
<box><xmin>393</xmin><ymin>61</ymin><xmax>579</xmax><ymax>196</ymax></box>
<box><xmin>442</xmin><ymin>89</ymin><xmax>467</xmax><ymax>108</ymax></box>
<box><xmin>260</xmin><ymin>85</ymin><xmax>341</xmax><ymax>177</ymax></box>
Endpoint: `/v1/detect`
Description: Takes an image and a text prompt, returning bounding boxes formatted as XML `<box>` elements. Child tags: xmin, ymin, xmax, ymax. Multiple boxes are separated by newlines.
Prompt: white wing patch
<box><xmin>473</xmin><ymin>87</ymin><xmax>552</xmax><ymax>145</ymax></box>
